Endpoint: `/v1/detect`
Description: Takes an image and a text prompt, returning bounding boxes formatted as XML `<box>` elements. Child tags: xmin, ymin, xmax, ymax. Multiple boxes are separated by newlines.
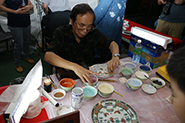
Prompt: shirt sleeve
<box><xmin>94</xmin><ymin>0</ymin><xmax>112</xmax><ymax>25</ymax></box>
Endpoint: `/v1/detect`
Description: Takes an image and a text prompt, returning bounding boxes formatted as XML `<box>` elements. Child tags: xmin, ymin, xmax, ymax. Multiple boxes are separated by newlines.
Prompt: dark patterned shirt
<box><xmin>47</xmin><ymin>25</ymin><xmax>113</xmax><ymax>66</ymax></box>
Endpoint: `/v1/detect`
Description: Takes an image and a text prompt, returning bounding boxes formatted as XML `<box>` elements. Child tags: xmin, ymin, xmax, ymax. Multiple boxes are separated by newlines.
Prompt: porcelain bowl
<box><xmin>123</xmin><ymin>62</ymin><xmax>136</xmax><ymax>70</ymax></box>
<box><xmin>127</xmin><ymin>78</ymin><xmax>143</xmax><ymax>89</ymax></box>
<box><xmin>151</xmin><ymin>77</ymin><xmax>166</xmax><ymax>88</ymax></box>
<box><xmin>139</xmin><ymin>64</ymin><xmax>152</xmax><ymax>74</ymax></box>
<box><xmin>59</xmin><ymin>78</ymin><xmax>76</xmax><ymax>91</ymax></box>
<box><xmin>98</xmin><ymin>83</ymin><xmax>114</xmax><ymax>96</ymax></box>
<box><xmin>120</xmin><ymin>67</ymin><xmax>134</xmax><ymax>79</ymax></box>
<box><xmin>135</xmin><ymin>71</ymin><xmax>149</xmax><ymax>82</ymax></box>
<box><xmin>126</xmin><ymin>82</ymin><xmax>139</xmax><ymax>91</ymax></box>
<box><xmin>52</xmin><ymin>89</ymin><xmax>66</xmax><ymax>100</ymax></box>
<box><xmin>82</xmin><ymin>86</ymin><xmax>97</xmax><ymax>100</ymax></box>
<box><xmin>85</xmin><ymin>74</ymin><xmax>98</xmax><ymax>87</ymax></box>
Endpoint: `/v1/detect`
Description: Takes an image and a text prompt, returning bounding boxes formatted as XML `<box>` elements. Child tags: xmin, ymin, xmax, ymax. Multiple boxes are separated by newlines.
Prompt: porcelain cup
<box><xmin>72</xmin><ymin>87</ymin><xmax>83</xmax><ymax>109</ymax></box>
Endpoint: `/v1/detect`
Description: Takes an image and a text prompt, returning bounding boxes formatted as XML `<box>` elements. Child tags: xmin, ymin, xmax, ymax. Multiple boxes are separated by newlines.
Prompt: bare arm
<box><xmin>158</xmin><ymin>0</ymin><xmax>167</xmax><ymax>5</ymax></box>
<box><xmin>43</xmin><ymin>3</ymin><xmax>48</xmax><ymax>14</ymax></box>
<box><xmin>20</xmin><ymin>0</ymin><xmax>33</xmax><ymax>14</ymax></box>
<box><xmin>107</xmin><ymin>41</ymin><xmax>120</xmax><ymax>73</ymax></box>
<box><xmin>0</xmin><ymin>0</ymin><xmax>33</xmax><ymax>14</ymax></box>
<box><xmin>44</xmin><ymin>52</ymin><xmax>98</xmax><ymax>84</ymax></box>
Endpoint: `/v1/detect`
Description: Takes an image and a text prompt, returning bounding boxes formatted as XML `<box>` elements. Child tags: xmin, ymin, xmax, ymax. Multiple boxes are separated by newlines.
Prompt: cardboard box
<box><xmin>128</xmin><ymin>34</ymin><xmax>173</xmax><ymax>69</ymax></box>
<box><xmin>156</xmin><ymin>65</ymin><xmax>170</xmax><ymax>88</ymax></box>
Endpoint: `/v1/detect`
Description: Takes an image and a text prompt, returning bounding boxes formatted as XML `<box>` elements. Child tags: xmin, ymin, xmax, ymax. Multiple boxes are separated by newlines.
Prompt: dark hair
<box><xmin>166</xmin><ymin>46</ymin><xmax>185</xmax><ymax>94</ymax></box>
<box><xmin>70</xmin><ymin>3</ymin><xmax>95</xmax><ymax>24</ymax></box>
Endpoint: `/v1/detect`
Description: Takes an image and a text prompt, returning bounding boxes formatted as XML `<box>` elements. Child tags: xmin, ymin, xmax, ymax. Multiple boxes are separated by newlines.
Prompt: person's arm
<box><xmin>158</xmin><ymin>0</ymin><xmax>167</xmax><ymax>5</ymax></box>
<box><xmin>20</xmin><ymin>0</ymin><xmax>33</xmax><ymax>14</ymax></box>
<box><xmin>0</xmin><ymin>0</ymin><xmax>33</xmax><ymax>14</ymax></box>
<box><xmin>44</xmin><ymin>52</ymin><xmax>98</xmax><ymax>85</ymax></box>
<box><xmin>107</xmin><ymin>41</ymin><xmax>120</xmax><ymax>73</ymax></box>
<box><xmin>0</xmin><ymin>0</ymin><xmax>21</xmax><ymax>14</ymax></box>
<box><xmin>43</xmin><ymin>3</ymin><xmax>48</xmax><ymax>14</ymax></box>
<box><xmin>174</xmin><ymin>0</ymin><xmax>185</xmax><ymax>4</ymax></box>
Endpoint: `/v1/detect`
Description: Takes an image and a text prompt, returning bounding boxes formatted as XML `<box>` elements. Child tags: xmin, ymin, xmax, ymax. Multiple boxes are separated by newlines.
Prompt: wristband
<box><xmin>112</xmin><ymin>53</ymin><xmax>120</xmax><ymax>57</ymax></box>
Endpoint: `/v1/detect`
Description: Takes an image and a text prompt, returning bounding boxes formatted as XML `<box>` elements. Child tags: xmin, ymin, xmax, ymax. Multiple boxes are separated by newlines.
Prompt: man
<box><xmin>41</xmin><ymin>0</ymin><xmax>71</xmax><ymax>43</ymax></box>
<box><xmin>156</xmin><ymin>0</ymin><xmax>185</xmax><ymax>39</ymax></box>
<box><xmin>0</xmin><ymin>0</ymin><xmax>34</xmax><ymax>72</ymax></box>
<box><xmin>166</xmin><ymin>46</ymin><xmax>185</xmax><ymax>123</ymax></box>
<box><xmin>44</xmin><ymin>3</ymin><xmax>120</xmax><ymax>85</ymax></box>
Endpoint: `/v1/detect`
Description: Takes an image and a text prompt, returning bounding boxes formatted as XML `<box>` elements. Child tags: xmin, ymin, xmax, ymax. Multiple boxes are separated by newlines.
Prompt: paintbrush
<box><xmin>99</xmin><ymin>79</ymin><xmax>117</xmax><ymax>82</ymax></box>
<box><xmin>104</xmin><ymin>73</ymin><xmax>120</xmax><ymax>75</ymax></box>
<box><xmin>45</xmin><ymin>74</ymin><xmax>57</xmax><ymax>89</ymax></box>
<box><xmin>114</xmin><ymin>91</ymin><xmax>124</xmax><ymax>98</ymax></box>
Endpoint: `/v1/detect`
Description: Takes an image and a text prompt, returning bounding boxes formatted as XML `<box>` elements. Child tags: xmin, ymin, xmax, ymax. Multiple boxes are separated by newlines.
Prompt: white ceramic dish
<box><xmin>83</xmin><ymin>86</ymin><xmax>97</xmax><ymax>100</ymax></box>
<box><xmin>57</xmin><ymin>105</ymin><xmax>75</xmax><ymax>116</ymax></box>
<box><xmin>51</xmin><ymin>89</ymin><xmax>66</xmax><ymax>100</ymax></box>
<box><xmin>151</xmin><ymin>77</ymin><xmax>166</xmax><ymax>88</ymax></box>
<box><xmin>127</xmin><ymin>78</ymin><xmax>143</xmax><ymax>89</ymax></box>
<box><xmin>126</xmin><ymin>82</ymin><xmax>139</xmax><ymax>91</ymax></box>
<box><xmin>119</xmin><ymin>77</ymin><xmax>127</xmax><ymax>84</ymax></box>
<box><xmin>142</xmin><ymin>84</ymin><xmax>157</xmax><ymax>94</ymax></box>
<box><xmin>59</xmin><ymin>78</ymin><xmax>76</xmax><ymax>92</ymax></box>
<box><xmin>98</xmin><ymin>83</ymin><xmax>114</xmax><ymax>96</ymax></box>
<box><xmin>135</xmin><ymin>71</ymin><xmax>149</xmax><ymax>81</ymax></box>
<box><xmin>122</xmin><ymin>62</ymin><xmax>136</xmax><ymax>70</ymax></box>
<box><xmin>98</xmin><ymin>91</ymin><xmax>111</xmax><ymax>98</ymax></box>
<box><xmin>84</xmin><ymin>74</ymin><xmax>98</xmax><ymax>87</ymax></box>
<box><xmin>89</xmin><ymin>64</ymin><xmax>113</xmax><ymax>78</ymax></box>
<box><xmin>120</xmin><ymin>67</ymin><xmax>134</xmax><ymax>79</ymax></box>
<box><xmin>139</xmin><ymin>64</ymin><xmax>152</xmax><ymax>74</ymax></box>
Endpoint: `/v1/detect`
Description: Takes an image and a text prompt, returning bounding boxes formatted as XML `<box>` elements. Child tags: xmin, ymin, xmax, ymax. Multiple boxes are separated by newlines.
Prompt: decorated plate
<box><xmin>90</xmin><ymin>64</ymin><xmax>112</xmax><ymax>78</ymax></box>
<box><xmin>92</xmin><ymin>99</ymin><xmax>139</xmax><ymax>123</ymax></box>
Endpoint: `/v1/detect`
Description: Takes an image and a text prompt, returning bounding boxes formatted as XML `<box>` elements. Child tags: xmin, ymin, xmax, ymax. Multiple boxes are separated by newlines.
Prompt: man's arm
<box><xmin>43</xmin><ymin>3</ymin><xmax>48</xmax><ymax>14</ymax></box>
<box><xmin>158</xmin><ymin>0</ymin><xmax>167</xmax><ymax>5</ymax></box>
<box><xmin>44</xmin><ymin>52</ymin><xmax>98</xmax><ymax>85</ymax></box>
<box><xmin>107</xmin><ymin>41</ymin><xmax>120</xmax><ymax>73</ymax></box>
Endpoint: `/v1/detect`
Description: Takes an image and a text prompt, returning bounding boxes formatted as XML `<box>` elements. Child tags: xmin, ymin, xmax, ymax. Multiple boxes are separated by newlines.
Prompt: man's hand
<box><xmin>72</xmin><ymin>64</ymin><xmax>98</xmax><ymax>85</ymax></box>
<box><xmin>107</xmin><ymin>56</ymin><xmax>119</xmax><ymax>73</ymax></box>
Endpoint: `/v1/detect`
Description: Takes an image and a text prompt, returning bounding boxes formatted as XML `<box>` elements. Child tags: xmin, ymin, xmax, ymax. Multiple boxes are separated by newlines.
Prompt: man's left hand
<box><xmin>107</xmin><ymin>56</ymin><xmax>119</xmax><ymax>73</ymax></box>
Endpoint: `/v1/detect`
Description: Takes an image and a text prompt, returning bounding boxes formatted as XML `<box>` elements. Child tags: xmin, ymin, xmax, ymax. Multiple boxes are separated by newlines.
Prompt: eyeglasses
<box><xmin>75</xmin><ymin>22</ymin><xmax>95</xmax><ymax>32</ymax></box>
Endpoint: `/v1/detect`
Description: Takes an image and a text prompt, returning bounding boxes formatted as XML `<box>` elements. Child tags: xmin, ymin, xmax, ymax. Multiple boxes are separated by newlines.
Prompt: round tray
<box><xmin>91</xmin><ymin>99</ymin><xmax>139</xmax><ymax>123</ymax></box>
<box><xmin>90</xmin><ymin>64</ymin><xmax>113</xmax><ymax>79</ymax></box>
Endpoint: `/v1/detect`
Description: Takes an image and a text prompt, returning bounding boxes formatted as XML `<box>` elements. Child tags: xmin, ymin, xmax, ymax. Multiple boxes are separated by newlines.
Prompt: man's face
<box><xmin>70</xmin><ymin>12</ymin><xmax>94</xmax><ymax>38</ymax></box>
<box><xmin>174</xmin><ymin>0</ymin><xmax>185</xmax><ymax>4</ymax></box>
<box><xmin>170</xmin><ymin>78</ymin><xmax>185</xmax><ymax>123</ymax></box>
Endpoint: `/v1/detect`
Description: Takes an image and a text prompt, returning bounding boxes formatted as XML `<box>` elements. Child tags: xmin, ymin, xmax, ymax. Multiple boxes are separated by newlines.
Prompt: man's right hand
<box><xmin>72</xmin><ymin>64</ymin><xmax>98</xmax><ymax>85</ymax></box>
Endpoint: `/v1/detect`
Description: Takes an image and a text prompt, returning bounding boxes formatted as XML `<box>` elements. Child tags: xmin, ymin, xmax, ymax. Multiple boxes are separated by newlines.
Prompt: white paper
<box><xmin>0</xmin><ymin>60</ymin><xmax>43</xmax><ymax>123</ymax></box>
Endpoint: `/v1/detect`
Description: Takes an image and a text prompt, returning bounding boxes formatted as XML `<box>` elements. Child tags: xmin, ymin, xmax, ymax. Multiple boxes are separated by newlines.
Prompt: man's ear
<box><xmin>70</xmin><ymin>18</ymin><xmax>73</xmax><ymax>25</ymax></box>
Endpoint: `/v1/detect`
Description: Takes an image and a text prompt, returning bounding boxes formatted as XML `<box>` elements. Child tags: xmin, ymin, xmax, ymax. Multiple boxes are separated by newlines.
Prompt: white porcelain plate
<box><xmin>142</xmin><ymin>84</ymin><xmax>157</xmax><ymax>94</ymax></box>
<box><xmin>92</xmin><ymin>99</ymin><xmax>139</xmax><ymax>123</ymax></box>
<box><xmin>90</xmin><ymin>64</ymin><xmax>112</xmax><ymax>78</ymax></box>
